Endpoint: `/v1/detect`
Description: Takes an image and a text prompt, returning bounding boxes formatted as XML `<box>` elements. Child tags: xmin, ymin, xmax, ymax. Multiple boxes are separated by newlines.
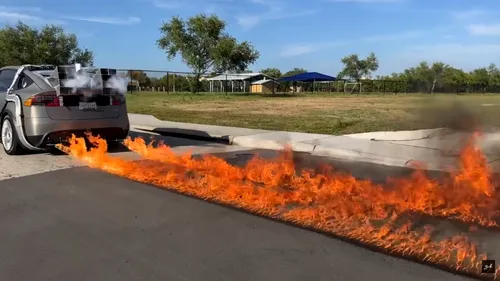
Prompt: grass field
<box><xmin>125</xmin><ymin>92</ymin><xmax>500</xmax><ymax>134</ymax></box>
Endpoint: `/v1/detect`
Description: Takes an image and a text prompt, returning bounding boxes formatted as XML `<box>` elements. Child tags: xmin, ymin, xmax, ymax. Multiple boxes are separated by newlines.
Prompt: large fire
<box><xmin>58</xmin><ymin>133</ymin><xmax>500</xmax><ymax>279</ymax></box>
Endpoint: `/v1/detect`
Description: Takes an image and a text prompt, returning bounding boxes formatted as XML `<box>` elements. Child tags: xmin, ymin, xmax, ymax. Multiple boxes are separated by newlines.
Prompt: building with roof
<box><xmin>205</xmin><ymin>72</ymin><xmax>271</xmax><ymax>93</ymax></box>
<box><xmin>250</xmin><ymin>78</ymin><xmax>279</xmax><ymax>93</ymax></box>
<box><xmin>279</xmin><ymin>72</ymin><xmax>337</xmax><ymax>93</ymax></box>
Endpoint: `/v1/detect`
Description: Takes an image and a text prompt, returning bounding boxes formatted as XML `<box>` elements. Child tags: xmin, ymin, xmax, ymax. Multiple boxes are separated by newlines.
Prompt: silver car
<box><xmin>0</xmin><ymin>64</ymin><xmax>130</xmax><ymax>155</ymax></box>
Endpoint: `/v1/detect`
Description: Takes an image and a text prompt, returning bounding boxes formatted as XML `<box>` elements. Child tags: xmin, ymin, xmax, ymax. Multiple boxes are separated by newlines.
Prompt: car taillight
<box><xmin>24</xmin><ymin>92</ymin><xmax>61</xmax><ymax>107</ymax></box>
<box><xmin>110</xmin><ymin>95</ymin><xmax>125</xmax><ymax>106</ymax></box>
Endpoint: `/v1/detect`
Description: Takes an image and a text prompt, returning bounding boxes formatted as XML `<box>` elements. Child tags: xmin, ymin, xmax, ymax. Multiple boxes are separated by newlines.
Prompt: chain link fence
<box><xmin>117</xmin><ymin>69</ymin><xmax>209</xmax><ymax>93</ymax></box>
<box><xmin>117</xmin><ymin>69</ymin><xmax>500</xmax><ymax>94</ymax></box>
<box><xmin>332</xmin><ymin>80</ymin><xmax>500</xmax><ymax>94</ymax></box>
<box><xmin>274</xmin><ymin>80</ymin><xmax>500</xmax><ymax>94</ymax></box>
<box><xmin>117</xmin><ymin>70</ymin><xmax>261</xmax><ymax>94</ymax></box>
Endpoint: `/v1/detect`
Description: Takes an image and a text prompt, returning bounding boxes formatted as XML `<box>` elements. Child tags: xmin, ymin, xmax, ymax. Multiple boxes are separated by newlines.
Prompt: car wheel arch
<box><xmin>0</xmin><ymin>113</ymin><xmax>24</xmax><ymax>155</ymax></box>
<box><xmin>0</xmin><ymin>111</ymin><xmax>10</xmax><ymax>128</ymax></box>
<box><xmin>1</xmin><ymin>96</ymin><xmax>43</xmax><ymax>152</ymax></box>
<box><xmin>0</xmin><ymin>107</ymin><xmax>15</xmax><ymax>129</ymax></box>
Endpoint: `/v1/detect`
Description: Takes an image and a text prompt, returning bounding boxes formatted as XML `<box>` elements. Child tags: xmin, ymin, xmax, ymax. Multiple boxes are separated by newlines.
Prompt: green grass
<box><xmin>125</xmin><ymin>91</ymin><xmax>500</xmax><ymax>134</ymax></box>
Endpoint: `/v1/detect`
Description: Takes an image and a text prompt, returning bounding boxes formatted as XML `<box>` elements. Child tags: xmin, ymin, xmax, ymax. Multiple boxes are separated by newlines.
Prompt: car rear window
<box><xmin>0</xmin><ymin>69</ymin><xmax>17</xmax><ymax>92</ymax></box>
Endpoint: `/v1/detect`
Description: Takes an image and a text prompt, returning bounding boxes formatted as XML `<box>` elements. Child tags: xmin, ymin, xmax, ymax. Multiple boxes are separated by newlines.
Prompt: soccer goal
<box><xmin>343</xmin><ymin>82</ymin><xmax>362</xmax><ymax>94</ymax></box>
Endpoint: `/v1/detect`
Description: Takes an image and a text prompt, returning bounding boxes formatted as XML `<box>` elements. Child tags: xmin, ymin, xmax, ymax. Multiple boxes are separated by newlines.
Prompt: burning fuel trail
<box><xmin>58</xmin><ymin>133</ymin><xmax>500</xmax><ymax>279</ymax></box>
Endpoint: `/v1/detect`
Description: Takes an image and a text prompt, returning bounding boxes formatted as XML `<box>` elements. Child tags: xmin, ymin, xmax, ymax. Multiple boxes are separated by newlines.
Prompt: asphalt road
<box><xmin>0</xmin><ymin>167</ymin><xmax>474</xmax><ymax>281</ymax></box>
<box><xmin>0</xmin><ymin>133</ymin><xmax>477</xmax><ymax>281</ymax></box>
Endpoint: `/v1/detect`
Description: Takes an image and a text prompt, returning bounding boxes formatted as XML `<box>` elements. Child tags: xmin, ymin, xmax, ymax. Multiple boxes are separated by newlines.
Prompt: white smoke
<box><xmin>60</xmin><ymin>63</ymin><xmax>127</xmax><ymax>95</ymax></box>
<box><xmin>105</xmin><ymin>75</ymin><xmax>128</xmax><ymax>95</ymax></box>
<box><xmin>61</xmin><ymin>65</ymin><xmax>102</xmax><ymax>94</ymax></box>
<box><xmin>62</xmin><ymin>72</ymin><xmax>93</xmax><ymax>93</ymax></box>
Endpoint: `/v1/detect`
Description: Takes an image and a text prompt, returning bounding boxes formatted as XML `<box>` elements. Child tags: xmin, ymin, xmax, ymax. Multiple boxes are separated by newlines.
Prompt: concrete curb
<box><xmin>127</xmin><ymin>113</ymin><xmax>473</xmax><ymax>172</ymax></box>
<box><xmin>132</xmin><ymin>122</ymin><xmax>498</xmax><ymax>173</ymax></box>
<box><xmin>131</xmin><ymin>125</ymin><xmax>236</xmax><ymax>144</ymax></box>
<box><xmin>345</xmin><ymin>128</ymin><xmax>449</xmax><ymax>141</ymax></box>
<box><xmin>230</xmin><ymin>136</ymin><xmax>317</xmax><ymax>153</ymax></box>
<box><xmin>128</xmin><ymin>113</ymin><xmax>270</xmax><ymax>144</ymax></box>
<box><xmin>127</xmin><ymin>113</ymin><xmax>162</xmax><ymax>126</ymax></box>
<box><xmin>231</xmin><ymin>137</ymin><xmax>446</xmax><ymax>171</ymax></box>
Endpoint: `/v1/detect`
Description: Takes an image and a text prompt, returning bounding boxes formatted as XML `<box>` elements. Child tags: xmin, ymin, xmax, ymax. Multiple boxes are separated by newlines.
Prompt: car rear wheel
<box><xmin>106</xmin><ymin>140</ymin><xmax>123</xmax><ymax>152</ymax></box>
<box><xmin>1</xmin><ymin>115</ymin><xmax>24</xmax><ymax>155</ymax></box>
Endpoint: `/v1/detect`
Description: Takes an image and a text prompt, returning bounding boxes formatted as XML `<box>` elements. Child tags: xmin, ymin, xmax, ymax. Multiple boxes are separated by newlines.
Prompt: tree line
<box><xmin>261</xmin><ymin>54</ymin><xmax>500</xmax><ymax>94</ymax></box>
<box><xmin>0</xmin><ymin>22</ymin><xmax>93</xmax><ymax>67</ymax></box>
<box><xmin>1</xmin><ymin>15</ymin><xmax>499</xmax><ymax>94</ymax></box>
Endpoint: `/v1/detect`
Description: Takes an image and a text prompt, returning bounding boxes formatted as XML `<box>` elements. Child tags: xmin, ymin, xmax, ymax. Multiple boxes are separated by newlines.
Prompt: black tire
<box><xmin>47</xmin><ymin>146</ymin><xmax>66</xmax><ymax>155</ymax></box>
<box><xmin>1</xmin><ymin>115</ymin><xmax>24</xmax><ymax>155</ymax></box>
<box><xmin>106</xmin><ymin>140</ymin><xmax>122</xmax><ymax>152</ymax></box>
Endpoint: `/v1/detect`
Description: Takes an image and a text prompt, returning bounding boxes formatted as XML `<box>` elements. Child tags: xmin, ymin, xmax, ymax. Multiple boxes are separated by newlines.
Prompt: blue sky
<box><xmin>1</xmin><ymin>0</ymin><xmax>500</xmax><ymax>76</ymax></box>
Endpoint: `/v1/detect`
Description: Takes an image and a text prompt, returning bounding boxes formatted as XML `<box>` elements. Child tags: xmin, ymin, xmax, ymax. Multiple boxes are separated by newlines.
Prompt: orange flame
<box><xmin>57</xmin><ymin>133</ymin><xmax>500</xmax><ymax>279</ymax></box>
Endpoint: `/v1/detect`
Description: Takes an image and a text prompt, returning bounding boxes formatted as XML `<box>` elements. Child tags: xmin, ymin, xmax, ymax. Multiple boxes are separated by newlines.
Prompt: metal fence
<box><xmin>117</xmin><ymin>69</ymin><xmax>206</xmax><ymax>93</ymax></box>
<box><xmin>331</xmin><ymin>80</ymin><xmax>500</xmax><ymax>94</ymax></box>
<box><xmin>116</xmin><ymin>69</ymin><xmax>500</xmax><ymax>94</ymax></box>
<box><xmin>117</xmin><ymin>69</ymin><xmax>259</xmax><ymax>94</ymax></box>
<box><xmin>275</xmin><ymin>80</ymin><xmax>500</xmax><ymax>94</ymax></box>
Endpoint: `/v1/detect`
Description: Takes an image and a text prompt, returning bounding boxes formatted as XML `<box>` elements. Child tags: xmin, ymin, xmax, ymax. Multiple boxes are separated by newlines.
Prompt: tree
<box><xmin>283</xmin><ymin>68</ymin><xmax>307</xmax><ymax>77</ymax></box>
<box><xmin>0</xmin><ymin>21</ymin><xmax>93</xmax><ymax>67</ymax></box>
<box><xmin>239</xmin><ymin>69</ymin><xmax>253</xmax><ymax>73</ymax></box>
<box><xmin>157</xmin><ymin>14</ymin><xmax>260</xmax><ymax>92</ymax></box>
<box><xmin>337</xmin><ymin>52</ymin><xmax>379</xmax><ymax>82</ymax></box>
<box><xmin>428</xmin><ymin>62</ymin><xmax>448</xmax><ymax>94</ymax></box>
<box><xmin>212</xmin><ymin>37</ymin><xmax>259</xmax><ymax>73</ymax></box>
<box><xmin>402</xmin><ymin>61</ymin><xmax>450</xmax><ymax>94</ymax></box>
<box><xmin>469</xmin><ymin>67</ymin><xmax>490</xmax><ymax>93</ymax></box>
<box><xmin>487</xmin><ymin>63</ymin><xmax>500</xmax><ymax>85</ymax></box>
<box><xmin>443</xmin><ymin>67</ymin><xmax>468</xmax><ymax>84</ymax></box>
<box><xmin>128</xmin><ymin>70</ymin><xmax>151</xmax><ymax>86</ymax></box>
<box><xmin>442</xmin><ymin>67</ymin><xmax>469</xmax><ymax>92</ymax></box>
<box><xmin>260</xmin><ymin>68</ymin><xmax>282</xmax><ymax>78</ymax></box>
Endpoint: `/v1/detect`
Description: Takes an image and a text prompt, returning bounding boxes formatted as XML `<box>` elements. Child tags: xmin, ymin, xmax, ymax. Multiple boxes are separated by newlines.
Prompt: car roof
<box><xmin>0</xmin><ymin>66</ymin><xmax>20</xmax><ymax>71</ymax></box>
<box><xmin>0</xmin><ymin>65</ymin><xmax>56</xmax><ymax>91</ymax></box>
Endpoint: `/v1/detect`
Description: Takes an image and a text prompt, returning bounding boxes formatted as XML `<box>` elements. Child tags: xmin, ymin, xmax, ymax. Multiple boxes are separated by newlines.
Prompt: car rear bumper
<box><xmin>23</xmin><ymin>115</ymin><xmax>130</xmax><ymax>147</ymax></box>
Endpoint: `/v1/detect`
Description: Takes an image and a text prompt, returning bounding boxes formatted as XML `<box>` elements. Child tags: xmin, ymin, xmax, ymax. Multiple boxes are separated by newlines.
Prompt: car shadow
<box><xmin>41</xmin><ymin>128</ymin><xmax>227</xmax><ymax>156</ymax></box>
<box><xmin>134</xmin><ymin>127</ymin><xmax>231</xmax><ymax>145</ymax></box>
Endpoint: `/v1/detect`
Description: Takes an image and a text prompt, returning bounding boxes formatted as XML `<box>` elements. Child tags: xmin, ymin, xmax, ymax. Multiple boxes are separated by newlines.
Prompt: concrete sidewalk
<box><xmin>128</xmin><ymin>113</ymin><xmax>500</xmax><ymax>171</ymax></box>
<box><xmin>129</xmin><ymin>113</ymin><xmax>269</xmax><ymax>143</ymax></box>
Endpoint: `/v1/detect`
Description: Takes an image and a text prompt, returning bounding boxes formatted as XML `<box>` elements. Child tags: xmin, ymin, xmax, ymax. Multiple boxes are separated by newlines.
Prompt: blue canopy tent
<box><xmin>279</xmin><ymin>72</ymin><xmax>336</xmax><ymax>93</ymax></box>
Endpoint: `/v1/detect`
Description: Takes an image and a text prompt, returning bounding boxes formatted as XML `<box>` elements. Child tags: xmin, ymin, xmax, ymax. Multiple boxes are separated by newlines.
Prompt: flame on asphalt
<box><xmin>57</xmin><ymin>132</ymin><xmax>500</xmax><ymax>279</ymax></box>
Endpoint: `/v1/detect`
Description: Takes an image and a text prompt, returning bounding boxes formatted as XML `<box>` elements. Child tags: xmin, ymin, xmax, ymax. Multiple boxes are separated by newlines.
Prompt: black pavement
<box><xmin>0</xmin><ymin>150</ymin><xmax>475</xmax><ymax>281</ymax></box>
